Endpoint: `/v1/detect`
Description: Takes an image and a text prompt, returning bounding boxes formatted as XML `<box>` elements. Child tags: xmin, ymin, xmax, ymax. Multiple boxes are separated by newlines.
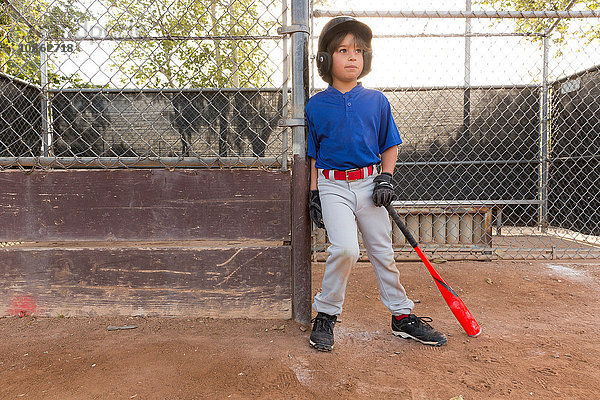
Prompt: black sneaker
<box><xmin>392</xmin><ymin>314</ymin><xmax>447</xmax><ymax>346</ymax></box>
<box><xmin>309</xmin><ymin>312</ymin><xmax>337</xmax><ymax>351</ymax></box>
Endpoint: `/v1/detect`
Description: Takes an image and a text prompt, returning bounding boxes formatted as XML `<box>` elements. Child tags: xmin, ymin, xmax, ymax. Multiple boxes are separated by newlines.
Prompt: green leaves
<box><xmin>1</xmin><ymin>0</ymin><xmax>91</xmax><ymax>86</ymax></box>
<box><xmin>105</xmin><ymin>0</ymin><xmax>277</xmax><ymax>88</ymax></box>
<box><xmin>475</xmin><ymin>0</ymin><xmax>600</xmax><ymax>52</ymax></box>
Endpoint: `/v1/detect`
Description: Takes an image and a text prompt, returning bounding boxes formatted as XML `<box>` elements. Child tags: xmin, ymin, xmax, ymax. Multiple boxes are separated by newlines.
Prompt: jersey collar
<box><xmin>326</xmin><ymin>83</ymin><xmax>364</xmax><ymax>96</ymax></box>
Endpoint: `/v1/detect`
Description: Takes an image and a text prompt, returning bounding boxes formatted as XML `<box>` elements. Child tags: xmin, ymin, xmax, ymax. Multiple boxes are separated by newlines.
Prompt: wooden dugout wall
<box><xmin>0</xmin><ymin>169</ymin><xmax>293</xmax><ymax>318</ymax></box>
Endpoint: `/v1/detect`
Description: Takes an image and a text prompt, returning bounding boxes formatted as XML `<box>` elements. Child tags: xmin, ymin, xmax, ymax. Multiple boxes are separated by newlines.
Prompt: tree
<box><xmin>102</xmin><ymin>0</ymin><xmax>278</xmax><ymax>88</ymax></box>
<box><xmin>0</xmin><ymin>0</ymin><xmax>90</xmax><ymax>85</ymax></box>
<box><xmin>476</xmin><ymin>0</ymin><xmax>600</xmax><ymax>49</ymax></box>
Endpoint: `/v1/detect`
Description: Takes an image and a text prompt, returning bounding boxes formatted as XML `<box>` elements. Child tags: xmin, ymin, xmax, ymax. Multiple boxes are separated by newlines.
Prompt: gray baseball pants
<box><xmin>313</xmin><ymin>168</ymin><xmax>415</xmax><ymax>316</ymax></box>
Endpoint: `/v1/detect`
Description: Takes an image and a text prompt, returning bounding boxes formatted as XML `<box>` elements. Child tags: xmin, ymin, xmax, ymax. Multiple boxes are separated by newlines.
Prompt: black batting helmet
<box><xmin>316</xmin><ymin>16</ymin><xmax>373</xmax><ymax>83</ymax></box>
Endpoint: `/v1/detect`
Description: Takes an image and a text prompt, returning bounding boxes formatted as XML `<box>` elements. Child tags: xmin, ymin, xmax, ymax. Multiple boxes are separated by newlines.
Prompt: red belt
<box><xmin>322</xmin><ymin>165</ymin><xmax>375</xmax><ymax>181</ymax></box>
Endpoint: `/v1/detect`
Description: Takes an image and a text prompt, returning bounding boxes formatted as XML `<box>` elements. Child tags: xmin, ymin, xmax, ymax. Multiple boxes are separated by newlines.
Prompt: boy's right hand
<box><xmin>309</xmin><ymin>190</ymin><xmax>325</xmax><ymax>228</ymax></box>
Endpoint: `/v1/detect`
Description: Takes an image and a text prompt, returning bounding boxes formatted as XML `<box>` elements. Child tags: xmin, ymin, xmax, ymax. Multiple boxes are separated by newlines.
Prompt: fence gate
<box><xmin>310</xmin><ymin>3</ymin><xmax>600</xmax><ymax>262</ymax></box>
<box><xmin>0</xmin><ymin>0</ymin><xmax>312</xmax><ymax>322</ymax></box>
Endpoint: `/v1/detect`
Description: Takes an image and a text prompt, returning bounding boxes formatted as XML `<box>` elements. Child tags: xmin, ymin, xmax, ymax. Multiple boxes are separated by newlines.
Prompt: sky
<box><xmin>43</xmin><ymin>0</ymin><xmax>600</xmax><ymax>89</ymax></box>
<box><xmin>311</xmin><ymin>0</ymin><xmax>600</xmax><ymax>88</ymax></box>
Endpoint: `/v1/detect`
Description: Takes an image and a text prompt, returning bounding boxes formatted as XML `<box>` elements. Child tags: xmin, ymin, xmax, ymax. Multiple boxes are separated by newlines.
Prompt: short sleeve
<box><xmin>378</xmin><ymin>95</ymin><xmax>402</xmax><ymax>153</ymax></box>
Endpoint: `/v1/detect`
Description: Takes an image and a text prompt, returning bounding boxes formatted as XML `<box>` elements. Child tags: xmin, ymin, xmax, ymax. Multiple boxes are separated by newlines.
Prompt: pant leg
<box><xmin>312</xmin><ymin>174</ymin><xmax>360</xmax><ymax>316</ymax></box>
<box><xmin>353</xmin><ymin>176</ymin><xmax>415</xmax><ymax>315</ymax></box>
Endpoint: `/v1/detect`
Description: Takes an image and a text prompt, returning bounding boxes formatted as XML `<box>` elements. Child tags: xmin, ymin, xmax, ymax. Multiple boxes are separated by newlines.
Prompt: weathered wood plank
<box><xmin>0</xmin><ymin>244</ymin><xmax>291</xmax><ymax>318</ymax></box>
<box><xmin>0</xmin><ymin>169</ymin><xmax>291</xmax><ymax>241</ymax></box>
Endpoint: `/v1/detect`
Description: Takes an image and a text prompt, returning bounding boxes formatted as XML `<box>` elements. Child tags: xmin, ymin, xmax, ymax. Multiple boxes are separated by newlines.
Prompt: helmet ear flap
<box><xmin>316</xmin><ymin>51</ymin><xmax>332</xmax><ymax>80</ymax></box>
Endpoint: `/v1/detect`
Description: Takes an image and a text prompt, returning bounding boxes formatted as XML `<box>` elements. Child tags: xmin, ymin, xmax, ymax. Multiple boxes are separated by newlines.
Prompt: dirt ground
<box><xmin>1</xmin><ymin>259</ymin><xmax>599</xmax><ymax>399</ymax></box>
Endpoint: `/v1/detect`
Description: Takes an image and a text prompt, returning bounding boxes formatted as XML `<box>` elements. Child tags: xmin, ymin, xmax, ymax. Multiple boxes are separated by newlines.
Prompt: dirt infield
<box><xmin>1</xmin><ymin>259</ymin><xmax>599</xmax><ymax>399</ymax></box>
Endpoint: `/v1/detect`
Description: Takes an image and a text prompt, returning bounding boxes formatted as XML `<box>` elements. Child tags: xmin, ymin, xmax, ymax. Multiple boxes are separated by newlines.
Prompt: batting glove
<box><xmin>309</xmin><ymin>190</ymin><xmax>325</xmax><ymax>228</ymax></box>
<box><xmin>372</xmin><ymin>172</ymin><xmax>395</xmax><ymax>207</ymax></box>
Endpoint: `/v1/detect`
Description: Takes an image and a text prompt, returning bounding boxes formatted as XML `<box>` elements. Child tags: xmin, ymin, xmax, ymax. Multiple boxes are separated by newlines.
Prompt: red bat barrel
<box><xmin>414</xmin><ymin>246</ymin><xmax>481</xmax><ymax>337</ymax></box>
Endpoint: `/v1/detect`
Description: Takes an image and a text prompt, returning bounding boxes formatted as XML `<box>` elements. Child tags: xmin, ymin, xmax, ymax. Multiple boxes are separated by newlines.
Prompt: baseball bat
<box><xmin>385</xmin><ymin>204</ymin><xmax>482</xmax><ymax>337</ymax></box>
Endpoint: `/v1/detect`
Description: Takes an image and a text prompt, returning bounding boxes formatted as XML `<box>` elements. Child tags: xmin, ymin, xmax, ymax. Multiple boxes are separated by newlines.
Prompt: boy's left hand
<box><xmin>309</xmin><ymin>190</ymin><xmax>326</xmax><ymax>228</ymax></box>
<box><xmin>372</xmin><ymin>172</ymin><xmax>395</xmax><ymax>207</ymax></box>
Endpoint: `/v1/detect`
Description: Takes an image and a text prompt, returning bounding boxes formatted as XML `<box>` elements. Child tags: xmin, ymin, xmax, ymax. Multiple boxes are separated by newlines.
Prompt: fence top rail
<box><xmin>369</xmin><ymin>32</ymin><xmax>545</xmax><ymax>38</ymax></box>
<box><xmin>49</xmin><ymin>87</ymin><xmax>286</xmax><ymax>93</ymax></box>
<box><xmin>0</xmin><ymin>157</ymin><xmax>283</xmax><ymax>169</ymax></box>
<box><xmin>392</xmin><ymin>200</ymin><xmax>542</xmax><ymax>207</ymax></box>
<box><xmin>313</xmin><ymin>10</ymin><xmax>600</xmax><ymax>19</ymax></box>
<box><xmin>47</xmin><ymin>35</ymin><xmax>283</xmax><ymax>42</ymax></box>
<box><xmin>52</xmin><ymin>84</ymin><xmax>539</xmax><ymax>94</ymax></box>
<box><xmin>375</xmin><ymin>84</ymin><xmax>541</xmax><ymax>91</ymax></box>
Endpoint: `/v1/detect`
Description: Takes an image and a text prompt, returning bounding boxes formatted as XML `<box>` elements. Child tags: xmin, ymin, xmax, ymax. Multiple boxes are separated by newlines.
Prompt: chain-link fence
<box><xmin>310</xmin><ymin>2</ymin><xmax>600</xmax><ymax>260</ymax></box>
<box><xmin>550</xmin><ymin>66</ymin><xmax>600</xmax><ymax>238</ymax></box>
<box><xmin>1</xmin><ymin>0</ymin><xmax>291</xmax><ymax>168</ymax></box>
<box><xmin>2</xmin><ymin>0</ymin><xmax>600</xmax><ymax>260</ymax></box>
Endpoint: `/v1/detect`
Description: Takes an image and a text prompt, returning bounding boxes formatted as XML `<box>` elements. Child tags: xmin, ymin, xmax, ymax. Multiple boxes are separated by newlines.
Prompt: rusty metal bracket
<box><xmin>277</xmin><ymin>25</ymin><xmax>310</xmax><ymax>36</ymax></box>
<box><xmin>278</xmin><ymin>118</ymin><xmax>305</xmax><ymax>127</ymax></box>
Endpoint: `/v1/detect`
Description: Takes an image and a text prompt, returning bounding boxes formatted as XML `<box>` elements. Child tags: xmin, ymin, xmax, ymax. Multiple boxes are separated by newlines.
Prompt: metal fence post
<box><xmin>539</xmin><ymin>35</ymin><xmax>550</xmax><ymax>232</ymax></box>
<box><xmin>463</xmin><ymin>0</ymin><xmax>471</xmax><ymax>139</ymax></box>
<box><xmin>291</xmin><ymin>0</ymin><xmax>311</xmax><ymax>324</ymax></box>
<box><xmin>40</xmin><ymin>30</ymin><xmax>51</xmax><ymax>157</ymax></box>
<box><xmin>281</xmin><ymin>0</ymin><xmax>289</xmax><ymax>171</ymax></box>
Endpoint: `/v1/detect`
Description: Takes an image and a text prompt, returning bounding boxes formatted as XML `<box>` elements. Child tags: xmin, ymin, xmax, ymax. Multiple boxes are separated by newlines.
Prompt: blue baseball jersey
<box><xmin>306</xmin><ymin>84</ymin><xmax>402</xmax><ymax>170</ymax></box>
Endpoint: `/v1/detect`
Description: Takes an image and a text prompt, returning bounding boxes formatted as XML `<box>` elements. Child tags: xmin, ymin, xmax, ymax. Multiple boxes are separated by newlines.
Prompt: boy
<box><xmin>306</xmin><ymin>16</ymin><xmax>447</xmax><ymax>351</ymax></box>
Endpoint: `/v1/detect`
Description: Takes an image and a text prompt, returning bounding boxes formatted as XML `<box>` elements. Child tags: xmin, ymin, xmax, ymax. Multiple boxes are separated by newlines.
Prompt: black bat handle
<box><xmin>385</xmin><ymin>204</ymin><xmax>418</xmax><ymax>248</ymax></box>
